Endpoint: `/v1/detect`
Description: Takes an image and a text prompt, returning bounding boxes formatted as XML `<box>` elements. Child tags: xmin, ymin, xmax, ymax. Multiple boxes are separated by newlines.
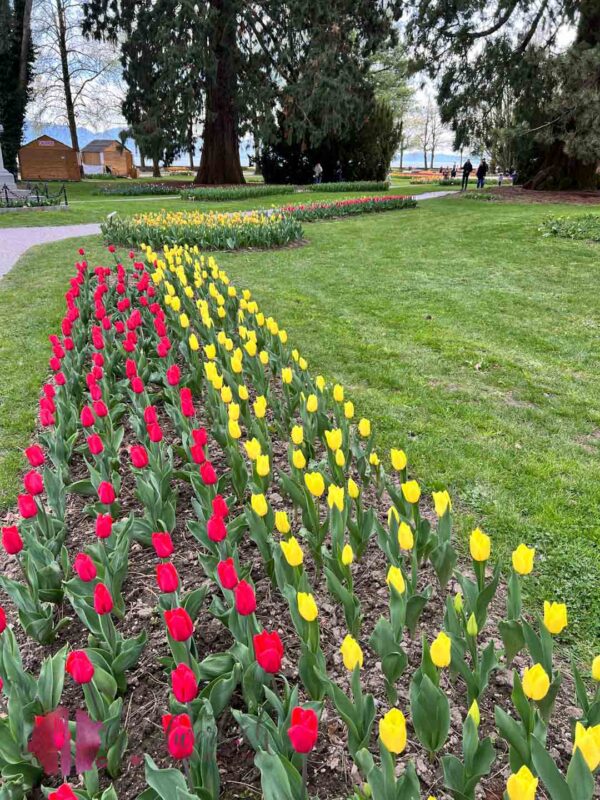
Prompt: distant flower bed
<box><xmin>101</xmin><ymin>209</ymin><xmax>304</xmax><ymax>250</ymax></box>
<box><xmin>280</xmin><ymin>194</ymin><xmax>417</xmax><ymax>221</ymax></box>
<box><xmin>96</xmin><ymin>183</ymin><xmax>180</xmax><ymax>196</ymax></box>
<box><xmin>181</xmin><ymin>185</ymin><xmax>296</xmax><ymax>202</ymax></box>
<box><xmin>462</xmin><ymin>191</ymin><xmax>497</xmax><ymax>201</ymax></box>
<box><xmin>540</xmin><ymin>214</ymin><xmax>600</xmax><ymax>242</ymax></box>
<box><xmin>306</xmin><ymin>180</ymin><xmax>389</xmax><ymax>193</ymax></box>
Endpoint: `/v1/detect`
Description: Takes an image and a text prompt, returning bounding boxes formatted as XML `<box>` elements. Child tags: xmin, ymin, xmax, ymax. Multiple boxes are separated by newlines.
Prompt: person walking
<box><xmin>313</xmin><ymin>162</ymin><xmax>323</xmax><ymax>184</ymax></box>
<box><xmin>476</xmin><ymin>159</ymin><xmax>488</xmax><ymax>189</ymax></box>
<box><xmin>451</xmin><ymin>164</ymin><xmax>457</xmax><ymax>178</ymax></box>
<box><xmin>461</xmin><ymin>158</ymin><xmax>473</xmax><ymax>191</ymax></box>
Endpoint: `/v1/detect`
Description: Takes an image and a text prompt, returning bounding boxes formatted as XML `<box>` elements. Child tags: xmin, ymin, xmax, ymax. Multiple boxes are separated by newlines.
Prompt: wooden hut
<box><xmin>18</xmin><ymin>135</ymin><xmax>81</xmax><ymax>181</ymax></box>
<box><xmin>81</xmin><ymin>139</ymin><xmax>136</xmax><ymax>177</ymax></box>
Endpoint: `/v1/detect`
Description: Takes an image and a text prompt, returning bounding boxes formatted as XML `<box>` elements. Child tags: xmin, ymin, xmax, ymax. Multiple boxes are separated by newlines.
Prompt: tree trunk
<box><xmin>195</xmin><ymin>1</ymin><xmax>244</xmax><ymax>185</ymax></box>
<box><xmin>139</xmin><ymin>148</ymin><xmax>146</xmax><ymax>169</ymax></box>
<box><xmin>152</xmin><ymin>156</ymin><xmax>161</xmax><ymax>178</ymax></box>
<box><xmin>55</xmin><ymin>0</ymin><xmax>79</xmax><ymax>152</ymax></box>
<box><xmin>429</xmin><ymin>149</ymin><xmax>435</xmax><ymax>169</ymax></box>
<box><xmin>525</xmin><ymin>0</ymin><xmax>599</xmax><ymax>191</ymax></box>
<box><xmin>188</xmin><ymin>123</ymin><xmax>194</xmax><ymax>169</ymax></box>
<box><xmin>400</xmin><ymin>144</ymin><xmax>404</xmax><ymax>169</ymax></box>
<box><xmin>254</xmin><ymin>135</ymin><xmax>261</xmax><ymax>175</ymax></box>
<box><xmin>18</xmin><ymin>0</ymin><xmax>33</xmax><ymax>91</ymax></box>
<box><xmin>423</xmin><ymin>148</ymin><xmax>427</xmax><ymax>169</ymax></box>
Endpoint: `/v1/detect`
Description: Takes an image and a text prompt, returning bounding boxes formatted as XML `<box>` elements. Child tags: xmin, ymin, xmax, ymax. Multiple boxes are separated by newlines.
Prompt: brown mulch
<box><xmin>461</xmin><ymin>186</ymin><xmax>600</xmax><ymax>205</ymax></box>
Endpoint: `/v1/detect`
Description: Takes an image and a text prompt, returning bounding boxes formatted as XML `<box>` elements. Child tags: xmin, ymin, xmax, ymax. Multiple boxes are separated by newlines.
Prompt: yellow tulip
<box><xmin>340</xmin><ymin>634</ymin><xmax>363</xmax><ymax>671</ymax></box>
<box><xmin>291</xmin><ymin>425</ymin><xmax>303</xmax><ymax>445</ymax></box>
<box><xmin>251</xmin><ymin>493</ymin><xmax>268</xmax><ymax>518</ymax></box>
<box><xmin>592</xmin><ymin>655</ymin><xmax>600</xmax><ymax>681</ymax></box>
<box><xmin>204</xmin><ymin>343</ymin><xmax>216</xmax><ymax>360</ymax></box>
<box><xmin>256</xmin><ymin>454</ymin><xmax>270</xmax><ymax>478</ymax></box>
<box><xmin>220</xmin><ymin>385</ymin><xmax>232</xmax><ymax>404</ymax></box>
<box><xmin>342</xmin><ymin>544</ymin><xmax>354</xmax><ymax>565</ymax></box>
<box><xmin>231</xmin><ymin>356</ymin><xmax>242</xmax><ymax>373</ymax></box>
<box><xmin>386</xmin><ymin>565</ymin><xmax>405</xmax><ymax>595</ymax></box>
<box><xmin>281</xmin><ymin>367</ymin><xmax>293</xmax><ymax>384</ymax></box>
<box><xmin>306</xmin><ymin>394</ymin><xmax>318</xmax><ymax>413</ymax></box>
<box><xmin>179</xmin><ymin>313</ymin><xmax>189</xmax><ymax>328</ymax></box>
<box><xmin>188</xmin><ymin>333</ymin><xmax>199</xmax><ymax>351</ymax></box>
<box><xmin>280</xmin><ymin>537</ymin><xmax>304</xmax><ymax>567</ymax></box>
<box><xmin>358</xmin><ymin>418</ymin><xmax>371</xmax><ymax>437</ymax></box>
<box><xmin>468</xmin><ymin>700</ymin><xmax>480</xmax><ymax>726</ymax></box>
<box><xmin>506</xmin><ymin>766</ymin><xmax>538</xmax><ymax>800</ymax></box>
<box><xmin>398</xmin><ymin>522</ymin><xmax>414</xmax><ymax>550</ymax></box>
<box><xmin>379</xmin><ymin>708</ymin><xmax>407</xmax><ymax>755</ymax></box>
<box><xmin>298</xmin><ymin>357</ymin><xmax>307</xmax><ymax>370</ymax></box>
<box><xmin>292</xmin><ymin>449</ymin><xmax>306</xmax><ymax>469</ymax></box>
<box><xmin>348</xmin><ymin>478</ymin><xmax>360</xmax><ymax>499</ymax></box>
<box><xmin>432</xmin><ymin>490</ymin><xmax>451</xmax><ymax>517</ymax></box>
<box><xmin>333</xmin><ymin>384</ymin><xmax>344</xmax><ymax>403</ymax></box>
<box><xmin>228</xmin><ymin>419</ymin><xmax>241</xmax><ymax>439</ymax></box>
<box><xmin>244</xmin><ymin>339</ymin><xmax>257</xmax><ymax>357</ymax></box>
<box><xmin>327</xmin><ymin>484</ymin><xmax>344</xmax><ymax>512</ymax></box>
<box><xmin>401</xmin><ymin>480</ymin><xmax>421</xmax><ymax>504</ymax></box>
<box><xmin>259</xmin><ymin>350</ymin><xmax>269</xmax><ymax>365</ymax></box>
<box><xmin>275</xmin><ymin>511</ymin><xmax>290</xmax><ymax>534</ymax></box>
<box><xmin>388</xmin><ymin>506</ymin><xmax>400</xmax><ymax>527</ymax></box>
<box><xmin>369</xmin><ymin>452</ymin><xmax>380</xmax><ymax>466</ymax></box>
<box><xmin>297</xmin><ymin>592</ymin><xmax>318</xmax><ymax>621</ymax></box>
<box><xmin>344</xmin><ymin>401</ymin><xmax>354</xmax><ymax>419</ymax></box>
<box><xmin>573</xmin><ymin>721</ymin><xmax>600</xmax><ymax>772</ymax></box>
<box><xmin>238</xmin><ymin>385</ymin><xmax>249</xmax><ymax>401</ymax></box>
<box><xmin>228</xmin><ymin>402</ymin><xmax>240</xmax><ymax>421</ymax></box>
<box><xmin>325</xmin><ymin>428</ymin><xmax>343</xmax><ymax>451</ymax></box>
<box><xmin>430</xmin><ymin>631</ymin><xmax>452</xmax><ymax>668</ymax></box>
<box><xmin>312</xmin><ymin>373</ymin><xmax>324</xmax><ymax>391</ymax></box>
<box><xmin>522</xmin><ymin>663</ymin><xmax>550</xmax><ymax>701</ymax></box>
<box><xmin>304</xmin><ymin>471</ymin><xmax>325</xmax><ymax>497</ymax></box>
<box><xmin>543</xmin><ymin>601</ymin><xmax>567</xmax><ymax>635</ymax></box>
<box><xmin>390</xmin><ymin>448</ymin><xmax>407</xmax><ymax>471</ymax></box>
<box><xmin>512</xmin><ymin>544</ymin><xmax>535</xmax><ymax>575</ymax></box>
<box><xmin>335</xmin><ymin>449</ymin><xmax>345</xmax><ymax>467</ymax></box>
<box><xmin>469</xmin><ymin>528</ymin><xmax>490</xmax><ymax>561</ymax></box>
<box><xmin>253</xmin><ymin>396</ymin><xmax>267</xmax><ymax>418</ymax></box>
<box><xmin>244</xmin><ymin>438</ymin><xmax>261</xmax><ymax>461</ymax></box>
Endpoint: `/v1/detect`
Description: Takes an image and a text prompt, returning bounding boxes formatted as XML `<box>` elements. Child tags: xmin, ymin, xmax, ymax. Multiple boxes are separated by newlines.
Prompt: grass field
<box><xmin>1</xmin><ymin>176</ymin><xmax>437</xmax><ymax>228</ymax></box>
<box><xmin>2</xmin><ymin>195</ymin><xmax>598</xmax><ymax>656</ymax></box>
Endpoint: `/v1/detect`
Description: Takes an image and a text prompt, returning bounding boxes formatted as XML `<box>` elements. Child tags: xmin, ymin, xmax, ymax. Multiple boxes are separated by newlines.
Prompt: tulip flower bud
<box><xmin>430</xmin><ymin>631</ymin><xmax>452</xmax><ymax>668</ymax></box>
<box><xmin>468</xmin><ymin>700</ymin><xmax>480</xmax><ymax>726</ymax></box>
<box><xmin>164</xmin><ymin>608</ymin><xmax>194</xmax><ymax>641</ymax></box>
<box><xmin>401</xmin><ymin>480</ymin><xmax>420</xmax><ymax>504</ymax></box>
<box><xmin>466</xmin><ymin>613</ymin><xmax>478</xmax><ymax>637</ymax></box>
<box><xmin>253</xmin><ymin>630</ymin><xmax>284</xmax><ymax>673</ymax></box>
<box><xmin>1</xmin><ymin>526</ymin><xmax>23</xmax><ymax>555</ymax></box>
<box><xmin>162</xmin><ymin>713</ymin><xmax>194</xmax><ymax>759</ymax></box>
<box><xmin>0</xmin><ymin>606</ymin><xmax>6</xmax><ymax>633</ymax></box>
<box><xmin>280</xmin><ymin>537</ymin><xmax>304</xmax><ymax>567</ymax></box>
<box><xmin>24</xmin><ymin>445</ymin><xmax>45</xmax><ymax>467</ymax></box>
<box><xmin>522</xmin><ymin>663</ymin><xmax>550</xmax><ymax>701</ymax></box>
<box><xmin>287</xmin><ymin>707</ymin><xmax>318</xmax><ymax>754</ymax></box>
<box><xmin>250</xmin><ymin>493</ymin><xmax>268</xmax><ymax>517</ymax></box>
<box><xmin>200</xmin><ymin>461</ymin><xmax>217</xmax><ymax>484</ymax></box>
<box><xmin>73</xmin><ymin>553</ymin><xmax>97</xmax><ymax>582</ymax></box>
<box><xmin>454</xmin><ymin>592</ymin><xmax>463</xmax><ymax>613</ymax></box>
<box><xmin>390</xmin><ymin>448</ymin><xmax>407</xmax><ymax>471</ymax></box>
<box><xmin>275</xmin><ymin>511</ymin><xmax>290</xmax><ymax>534</ymax></box>
<box><xmin>23</xmin><ymin>471</ymin><xmax>44</xmax><ymax>494</ymax></box>
<box><xmin>379</xmin><ymin>708</ymin><xmax>407</xmax><ymax>754</ymax></box>
<box><xmin>592</xmin><ymin>655</ymin><xmax>600</xmax><ymax>682</ymax></box>
<box><xmin>18</xmin><ymin>493</ymin><xmax>37</xmax><ymax>518</ymax></box>
<box><xmin>512</xmin><ymin>544</ymin><xmax>535</xmax><ymax>575</ymax></box>
<box><xmin>297</xmin><ymin>592</ymin><xmax>318</xmax><ymax>621</ymax></box>
<box><xmin>152</xmin><ymin>531</ymin><xmax>174</xmax><ymax>558</ymax></box>
<box><xmin>543</xmin><ymin>601</ymin><xmax>567</xmax><ymax>635</ymax></box>
<box><xmin>95</xmin><ymin>513</ymin><xmax>113</xmax><ymax>539</ymax></box>
<box><xmin>235</xmin><ymin>580</ymin><xmax>257</xmax><ymax>616</ymax></box>
<box><xmin>65</xmin><ymin>650</ymin><xmax>94</xmax><ymax>684</ymax></box>
<box><xmin>341</xmin><ymin>544</ymin><xmax>354</xmax><ymax>565</ymax></box>
<box><xmin>217</xmin><ymin>558</ymin><xmax>238</xmax><ymax>590</ymax></box>
<box><xmin>207</xmin><ymin>514</ymin><xmax>227</xmax><ymax>542</ymax></box>
<box><xmin>93</xmin><ymin>583</ymin><xmax>114</xmax><ymax>615</ymax></box>
<box><xmin>97</xmin><ymin>482</ymin><xmax>115</xmax><ymax>505</ymax></box>
<box><xmin>156</xmin><ymin>562</ymin><xmax>179</xmax><ymax>593</ymax></box>
<box><xmin>469</xmin><ymin>528</ymin><xmax>490</xmax><ymax>561</ymax></box>
<box><xmin>506</xmin><ymin>766</ymin><xmax>538</xmax><ymax>800</ymax></box>
<box><xmin>171</xmin><ymin>664</ymin><xmax>198</xmax><ymax>703</ymax></box>
<box><xmin>340</xmin><ymin>635</ymin><xmax>363</xmax><ymax>671</ymax></box>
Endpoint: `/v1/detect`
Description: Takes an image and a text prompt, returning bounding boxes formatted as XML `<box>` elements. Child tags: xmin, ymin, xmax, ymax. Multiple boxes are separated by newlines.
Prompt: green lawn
<box><xmin>1</xmin><ymin>177</ymin><xmax>435</xmax><ymax>228</ymax></box>
<box><xmin>2</xmin><ymin>196</ymin><xmax>597</xmax><ymax>655</ymax></box>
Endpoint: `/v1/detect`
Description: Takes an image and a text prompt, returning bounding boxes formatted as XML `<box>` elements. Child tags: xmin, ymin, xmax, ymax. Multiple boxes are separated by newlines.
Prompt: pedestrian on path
<box><xmin>461</xmin><ymin>159</ymin><xmax>473</xmax><ymax>191</ymax></box>
<box><xmin>476</xmin><ymin>159</ymin><xmax>488</xmax><ymax>189</ymax></box>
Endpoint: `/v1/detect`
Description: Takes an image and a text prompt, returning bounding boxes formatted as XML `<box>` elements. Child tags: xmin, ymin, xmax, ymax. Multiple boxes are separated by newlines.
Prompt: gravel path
<box><xmin>0</xmin><ymin>191</ymin><xmax>458</xmax><ymax>281</ymax></box>
<box><xmin>0</xmin><ymin>223</ymin><xmax>101</xmax><ymax>278</ymax></box>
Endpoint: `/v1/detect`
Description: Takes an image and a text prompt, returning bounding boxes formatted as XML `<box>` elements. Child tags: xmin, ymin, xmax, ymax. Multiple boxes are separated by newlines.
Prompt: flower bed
<box><xmin>0</xmin><ymin>244</ymin><xmax>598</xmax><ymax>800</ymax></box>
<box><xmin>279</xmin><ymin>194</ymin><xmax>416</xmax><ymax>221</ymax></box>
<box><xmin>180</xmin><ymin>181</ymin><xmax>390</xmax><ymax>202</ymax></box>
<box><xmin>101</xmin><ymin>209</ymin><xmax>304</xmax><ymax>250</ymax></box>
<box><xmin>540</xmin><ymin>214</ymin><xmax>600</xmax><ymax>242</ymax></box>
<box><xmin>96</xmin><ymin>183</ymin><xmax>181</xmax><ymax>196</ymax></box>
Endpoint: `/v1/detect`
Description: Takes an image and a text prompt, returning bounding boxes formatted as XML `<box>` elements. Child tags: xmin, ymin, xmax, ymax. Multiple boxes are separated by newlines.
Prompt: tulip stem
<box><xmin>302</xmin><ymin>754</ymin><xmax>308</xmax><ymax>799</ymax></box>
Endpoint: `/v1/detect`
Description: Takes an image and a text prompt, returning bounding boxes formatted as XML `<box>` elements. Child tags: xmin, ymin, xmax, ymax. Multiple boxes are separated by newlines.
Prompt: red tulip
<box><xmin>18</xmin><ymin>493</ymin><xmax>37</xmax><ymax>518</ymax></box>
<box><xmin>65</xmin><ymin>650</ymin><xmax>94</xmax><ymax>684</ymax></box>
<box><xmin>180</xmin><ymin>387</ymin><xmax>194</xmax><ymax>417</ymax></box>
<box><xmin>93</xmin><ymin>583</ymin><xmax>113</xmax><ymax>615</ymax></box>
<box><xmin>190</xmin><ymin>444</ymin><xmax>205</xmax><ymax>464</ymax></box>
<box><xmin>54</xmin><ymin>373</ymin><xmax>65</xmax><ymax>387</ymax></box>
<box><xmin>166</xmin><ymin>364</ymin><xmax>181</xmax><ymax>386</ymax></box>
<box><xmin>125</xmin><ymin>358</ymin><xmax>137</xmax><ymax>378</ymax></box>
<box><xmin>156</xmin><ymin>562</ymin><xmax>179</xmax><ymax>593</ymax></box>
<box><xmin>130</xmin><ymin>445</ymin><xmax>149</xmax><ymax>468</ymax></box>
<box><xmin>200</xmin><ymin>461</ymin><xmax>217</xmax><ymax>485</ymax></box>
<box><xmin>192</xmin><ymin>428</ymin><xmax>207</xmax><ymax>446</ymax></box>
<box><xmin>144</xmin><ymin>405</ymin><xmax>158</xmax><ymax>424</ymax></box>
<box><xmin>40</xmin><ymin>409</ymin><xmax>55</xmax><ymax>427</ymax></box>
<box><xmin>164</xmin><ymin>608</ymin><xmax>194</xmax><ymax>641</ymax></box>
<box><xmin>2</xmin><ymin>526</ymin><xmax>23</xmax><ymax>555</ymax></box>
<box><xmin>95</xmin><ymin>513</ymin><xmax>112</xmax><ymax>539</ymax></box>
<box><xmin>49</xmin><ymin>782</ymin><xmax>78</xmax><ymax>800</ymax></box>
<box><xmin>162</xmin><ymin>713</ymin><xmax>194</xmax><ymax>759</ymax></box>
<box><xmin>73</xmin><ymin>553</ymin><xmax>97</xmax><ymax>582</ymax></box>
<box><xmin>108</xmin><ymin>244</ymin><xmax>116</xmax><ymax>253</ymax></box>
<box><xmin>148</xmin><ymin>423</ymin><xmax>163</xmax><ymax>442</ymax></box>
<box><xmin>24</xmin><ymin>445</ymin><xmax>45</xmax><ymax>467</ymax></box>
<box><xmin>207</xmin><ymin>514</ymin><xmax>227</xmax><ymax>542</ymax></box>
<box><xmin>235</xmin><ymin>580</ymin><xmax>256</xmax><ymax>616</ymax></box>
<box><xmin>80</xmin><ymin>406</ymin><xmax>95</xmax><ymax>427</ymax></box>
<box><xmin>212</xmin><ymin>495</ymin><xmax>229</xmax><ymax>518</ymax></box>
<box><xmin>131</xmin><ymin>376</ymin><xmax>144</xmax><ymax>394</ymax></box>
<box><xmin>97</xmin><ymin>482</ymin><xmax>115</xmax><ymax>505</ymax></box>
<box><xmin>23</xmin><ymin>470</ymin><xmax>44</xmax><ymax>496</ymax></box>
<box><xmin>152</xmin><ymin>531</ymin><xmax>174</xmax><ymax>558</ymax></box>
<box><xmin>253</xmin><ymin>630</ymin><xmax>284</xmax><ymax>674</ymax></box>
<box><xmin>93</xmin><ymin>400</ymin><xmax>108</xmax><ymax>417</ymax></box>
<box><xmin>217</xmin><ymin>558</ymin><xmax>238</xmax><ymax>590</ymax></box>
<box><xmin>86</xmin><ymin>435</ymin><xmax>104</xmax><ymax>456</ymax></box>
<box><xmin>171</xmin><ymin>663</ymin><xmax>198</xmax><ymax>703</ymax></box>
<box><xmin>287</xmin><ymin>707</ymin><xmax>318</xmax><ymax>753</ymax></box>
<box><xmin>0</xmin><ymin>606</ymin><xmax>5</xmax><ymax>633</ymax></box>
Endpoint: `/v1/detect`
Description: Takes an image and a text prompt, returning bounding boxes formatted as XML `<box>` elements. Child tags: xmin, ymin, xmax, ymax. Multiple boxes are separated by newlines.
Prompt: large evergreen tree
<box><xmin>82</xmin><ymin>0</ymin><xmax>401</xmax><ymax>184</ymax></box>
<box><xmin>0</xmin><ymin>0</ymin><xmax>34</xmax><ymax>176</ymax></box>
<box><xmin>401</xmin><ymin>0</ymin><xmax>600</xmax><ymax>190</ymax></box>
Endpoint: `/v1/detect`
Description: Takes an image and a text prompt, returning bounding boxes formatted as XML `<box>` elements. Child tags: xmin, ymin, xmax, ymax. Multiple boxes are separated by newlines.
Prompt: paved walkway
<box><xmin>0</xmin><ymin>190</ymin><xmax>458</xmax><ymax>280</ymax></box>
<box><xmin>0</xmin><ymin>223</ymin><xmax>101</xmax><ymax>278</ymax></box>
